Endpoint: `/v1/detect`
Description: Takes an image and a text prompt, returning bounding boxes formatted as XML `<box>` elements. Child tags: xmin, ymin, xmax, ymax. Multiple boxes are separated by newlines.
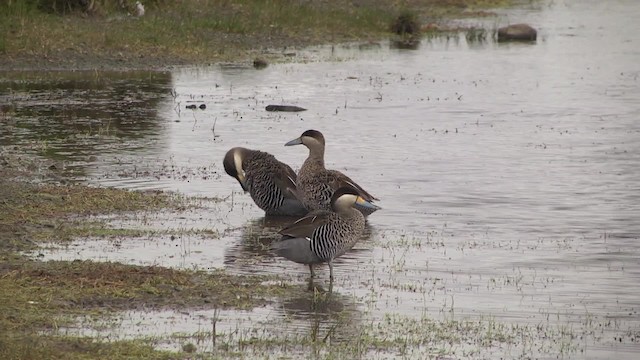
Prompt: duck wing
<box><xmin>274</xmin><ymin>162</ymin><xmax>302</xmax><ymax>201</ymax></box>
<box><xmin>278</xmin><ymin>210</ymin><xmax>332</xmax><ymax>239</ymax></box>
<box><xmin>327</xmin><ymin>169</ymin><xmax>379</xmax><ymax>202</ymax></box>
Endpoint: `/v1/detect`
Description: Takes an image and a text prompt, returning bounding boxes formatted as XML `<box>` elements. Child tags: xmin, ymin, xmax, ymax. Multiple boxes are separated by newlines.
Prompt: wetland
<box><xmin>1</xmin><ymin>0</ymin><xmax>639</xmax><ymax>359</ymax></box>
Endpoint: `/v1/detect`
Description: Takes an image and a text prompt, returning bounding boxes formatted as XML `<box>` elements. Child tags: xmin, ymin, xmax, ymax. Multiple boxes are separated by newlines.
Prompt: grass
<box><xmin>0</xmin><ymin>179</ymin><xmax>184</xmax><ymax>251</ymax></box>
<box><xmin>0</xmin><ymin>0</ymin><xmax>514</xmax><ymax>70</ymax></box>
<box><xmin>0</xmin><ymin>153</ymin><xmax>298</xmax><ymax>359</ymax></box>
<box><xmin>0</xmin><ymin>336</ymin><xmax>183</xmax><ymax>360</ymax></box>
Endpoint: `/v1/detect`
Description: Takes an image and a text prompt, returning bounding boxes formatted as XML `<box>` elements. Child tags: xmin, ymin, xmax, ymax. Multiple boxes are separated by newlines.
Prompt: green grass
<box><xmin>0</xmin><ymin>180</ymin><xmax>184</xmax><ymax>251</ymax></box>
<box><xmin>0</xmin><ymin>0</ymin><xmax>514</xmax><ymax>69</ymax></box>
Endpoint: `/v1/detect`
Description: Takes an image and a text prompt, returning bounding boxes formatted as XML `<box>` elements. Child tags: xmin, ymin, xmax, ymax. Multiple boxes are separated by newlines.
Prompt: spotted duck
<box><xmin>223</xmin><ymin>147</ymin><xmax>307</xmax><ymax>217</ymax></box>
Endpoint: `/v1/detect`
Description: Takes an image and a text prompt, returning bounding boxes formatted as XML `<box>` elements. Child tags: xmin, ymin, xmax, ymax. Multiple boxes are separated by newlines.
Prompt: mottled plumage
<box><xmin>272</xmin><ymin>186</ymin><xmax>367</xmax><ymax>289</ymax></box>
<box><xmin>223</xmin><ymin>147</ymin><xmax>307</xmax><ymax>216</ymax></box>
<box><xmin>285</xmin><ymin>130</ymin><xmax>380</xmax><ymax>216</ymax></box>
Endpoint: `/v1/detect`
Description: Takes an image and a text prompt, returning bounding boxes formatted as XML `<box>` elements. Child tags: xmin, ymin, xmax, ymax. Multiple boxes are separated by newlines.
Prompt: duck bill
<box><xmin>284</xmin><ymin>137</ymin><xmax>303</xmax><ymax>146</ymax></box>
<box><xmin>355</xmin><ymin>196</ymin><xmax>381</xmax><ymax>210</ymax></box>
<box><xmin>237</xmin><ymin>174</ymin><xmax>249</xmax><ymax>192</ymax></box>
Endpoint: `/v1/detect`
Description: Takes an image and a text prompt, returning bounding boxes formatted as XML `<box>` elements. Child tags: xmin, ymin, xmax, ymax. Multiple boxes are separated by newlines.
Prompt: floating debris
<box><xmin>265</xmin><ymin>105</ymin><xmax>307</xmax><ymax>112</ymax></box>
<box><xmin>186</xmin><ymin>104</ymin><xmax>206</xmax><ymax>110</ymax></box>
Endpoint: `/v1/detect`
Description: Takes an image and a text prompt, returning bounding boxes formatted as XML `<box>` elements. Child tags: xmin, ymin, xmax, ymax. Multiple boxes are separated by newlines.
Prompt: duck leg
<box><xmin>307</xmin><ymin>264</ymin><xmax>315</xmax><ymax>291</ymax></box>
<box><xmin>328</xmin><ymin>261</ymin><xmax>334</xmax><ymax>293</ymax></box>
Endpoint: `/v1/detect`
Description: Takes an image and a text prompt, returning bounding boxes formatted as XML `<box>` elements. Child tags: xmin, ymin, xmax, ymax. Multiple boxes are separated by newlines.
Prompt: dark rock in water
<box><xmin>498</xmin><ymin>24</ymin><xmax>537</xmax><ymax>42</ymax></box>
<box><xmin>391</xmin><ymin>12</ymin><xmax>419</xmax><ymax>36</ymax></box>
<box><xmin>253</xmin><ymin>58</ymin><xmax>268</xmax><ymax>69</ymax></box>
<box><xmin>199</xmin><ymin>104</ymin><xmax>206</xmax><ymax>110</ymax></box>
<box><xmin>265</xmin><ymin>105</ymin><xmax>307</xmax><ymax>112</ymax></box>
<box><xmin>186</xmin><ymin>104</ymin><xmax>197</xmax><ymax>109</ymax></box>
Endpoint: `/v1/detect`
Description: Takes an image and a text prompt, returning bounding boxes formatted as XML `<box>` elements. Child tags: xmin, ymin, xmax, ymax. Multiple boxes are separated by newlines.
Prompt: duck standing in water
<box><xmin>223</xmin><ymin>147</ymin><xmax>307</xmax><ymax>217</ymax></box>
<box><xmin>285</xmin><ymin>129</ymin><xmax>380</xmax><ymax>216</ymax></box>
<box><xmin>272</xmin><ymin>186</ymin><xmax>374</xmax><ymax>291</ymax></box>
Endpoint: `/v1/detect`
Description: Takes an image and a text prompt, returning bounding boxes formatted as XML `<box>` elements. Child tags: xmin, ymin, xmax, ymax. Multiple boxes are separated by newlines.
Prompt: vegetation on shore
<box><xmin>0</xmin><ymin>0</ymin><xmax>509</xmax><ymax>70</ymax></box>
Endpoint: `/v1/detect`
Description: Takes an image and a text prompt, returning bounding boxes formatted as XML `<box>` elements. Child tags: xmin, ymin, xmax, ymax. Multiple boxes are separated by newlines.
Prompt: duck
<box><xmin>272</xmin><ymin>185</ymin><xmax>374</xmax><ymax>290</ymax></box>
<box><xmin>223</xmin><ymin>147</ymin><xmax>307</xmax><ymax>217</ymax></box>
<box><xmin>285</xmin><ymin>129</ymin><xmax>380</xmax><ymax>216</ymax></box>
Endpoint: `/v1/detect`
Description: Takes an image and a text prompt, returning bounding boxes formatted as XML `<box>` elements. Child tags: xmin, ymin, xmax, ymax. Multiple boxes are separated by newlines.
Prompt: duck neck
<box><xmin>303</xmin><ymin>142</ymin><xmax>325</xmax><ymax>169</ymax></box>
<box><xmin>339</xmin><ymin>207</ymin><xmax>364</xmax><ymax>221</ymax></box>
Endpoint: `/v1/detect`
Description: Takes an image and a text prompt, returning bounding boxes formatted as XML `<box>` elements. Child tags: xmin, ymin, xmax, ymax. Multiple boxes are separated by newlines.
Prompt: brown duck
<box><xmin>285</xmin><ymin>129</ymin><xmax>380</xmax><ymax>216</ymax></box>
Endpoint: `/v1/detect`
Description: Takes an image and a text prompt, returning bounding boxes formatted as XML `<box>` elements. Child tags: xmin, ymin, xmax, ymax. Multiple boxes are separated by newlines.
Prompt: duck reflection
<box><xmin>222</xmin><ymin>216</ymin><xmax>296</xmax><ymax>273</ymax></box>
<box><xmin>276</xmin><ymin>290</ymin><xmax>362</xmax><ymax>345</ymax></box>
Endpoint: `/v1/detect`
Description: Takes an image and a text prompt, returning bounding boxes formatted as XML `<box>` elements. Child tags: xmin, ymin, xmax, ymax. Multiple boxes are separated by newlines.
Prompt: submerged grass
<box><xmin>0</xmin><ymin>0</ymin><xmax>513</xmax><ymax>69</ymax></box>
<box><xmin>148</xmin><ymin>310</ymin><xmax>590</xmax><ymax>359</ymax></box>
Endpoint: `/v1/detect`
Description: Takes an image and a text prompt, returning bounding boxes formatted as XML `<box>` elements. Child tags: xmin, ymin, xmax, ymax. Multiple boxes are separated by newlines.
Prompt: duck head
<box><xmin>223</xmin><ymin>147</ymin><xmax>249</xmax><ymax>191</ymax></box>
<box><xmin>285</xmin><ymin>129</ymin><xmax>325</xmax><ymax>156</ymax></box>
<box><xmin>331</xmin><ymin>185</ymin><xmax>375</xmax><ymax>213</ymax></box>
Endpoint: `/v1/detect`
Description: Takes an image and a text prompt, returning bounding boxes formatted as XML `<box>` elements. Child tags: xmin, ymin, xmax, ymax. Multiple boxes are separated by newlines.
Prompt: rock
<box><xmin>186</xmin><ymin>104</ymin><xmax>197</xmax><ymax>109</ymax></box>
<box><xmin>199</xmin><ymin>104</ymin><xmax>206</xmax><ymax>110</ymax></box>
<box><xmin>253</xmin><ymin>58</ymin><xmax>268</xmax><ymax>69</ymax></box>
<box><xmin>265</xmin><ymin>105</ymin><xmax>307</xmax><ymax>112</ymax></box>
<box><xmin>135</xmin><ymin>1</ymin><xmax>145</xmax><ymax>17</ymax></box>
<box><xmin>498</xmin><ymin>23</ymin><xmax>537</xmax><ymax>42</ymax></box>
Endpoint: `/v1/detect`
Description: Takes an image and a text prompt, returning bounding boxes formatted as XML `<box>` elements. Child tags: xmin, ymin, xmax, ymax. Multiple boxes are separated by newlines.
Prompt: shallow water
<box><xmin>3</xmin><ymin>0</ymin><xmax>640</xmax><ymax>358</ymax></box>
